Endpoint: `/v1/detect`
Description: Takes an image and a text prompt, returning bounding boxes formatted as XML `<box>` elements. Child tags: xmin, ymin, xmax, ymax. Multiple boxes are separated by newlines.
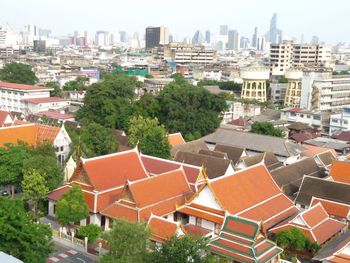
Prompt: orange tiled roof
<box><xmin>147</xmin><ymin>215</ymin><xmax>182</xmax><ymax>243</ymax></box>
<box><xmin>329</xmin><ymin>254</ymin><xmax>350</xmax><ymax>263</ymax></box>
<box><xmin>302</xmin><ymin>144</ymin><xmax>338</xmax><ymax>158</ymax></box>
<box><xmin>100</xmin><ymin>202</ymin><xmax>138</xmax><ymax>221</ymax></box>
<box><xmin>329</xmin><ymin>161</ymin><xmax>350</xmax><ymax>184</ymax></box>
<box><xmin>168</xmin><ymin>133</ymin><xmax>186</xmax><ymax>146</ymax></box>
<box><xmin>81</xmin><ymin>149</ymin><xmax>149</xmax><ymax>191</ymax></box>
<box><xmin>129</xmin><ymin>169</ymin><xmax>192</xmax><ymax>208</ymax></box>
<box><xmin>209</xmin><ymin>164</ymin><xmax>287</xmax><ymax>214</ymax></box>
<box><xmin>0</xmin><ymin>123</ymin><xmax>60</xmax><ymax>147</ymax></box>
<box><xmin>310</xmin><ymin>197</ymin><xmax>350</xmax><ymax>219</ymax></box>
<box><xmin>270</xmin><ymin>203</ymin><xmax>346</xmax><ymax>244</ymax></box>
<box><xmin>0</xmin><ymin>81</ymin><xmax>51</xmax><ymax>91</ymax></box>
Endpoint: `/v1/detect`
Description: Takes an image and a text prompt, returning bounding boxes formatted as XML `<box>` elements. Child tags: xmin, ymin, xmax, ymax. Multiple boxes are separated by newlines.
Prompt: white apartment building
<box><xmin>280</xmin><ymin>107</ymin><xmax>323</xmax><ymax>128</ymax></box>
<box><xmin>203</xmin><ymin>69</ymin><xmax>222</xmax><ymax>81</ymax></box>
<box><xmin>23</xmin><ymin>97</ymin><xmax>70</xmax><ymax>114</ymax></box>
<box><xmin>269</xmin><ymin>41</ymin><xmax>332</xmax><ymax>76</ymax></box>
<box><xmin>329</xmin><ymin>109</ymin><xmax>350</xmax><ymax>135</ymax></box>
<box><xmin>222</xmin><ymin>101</ymin><xmax>260</xmax><ymax>124</ymax></box>
<box><xmin>170</xmin><ymin>43</ymin><xmax>215</xmax><ymax>65</ymax></box>
<box><xmin>312</xmin><ymin>77</ymin><xmax>350</xmax><ymax>111</ymax></box>
<box><xmin>0</xmin><ymin>82</ymin><xmax>53</xmax><ymax>113</ymax></box>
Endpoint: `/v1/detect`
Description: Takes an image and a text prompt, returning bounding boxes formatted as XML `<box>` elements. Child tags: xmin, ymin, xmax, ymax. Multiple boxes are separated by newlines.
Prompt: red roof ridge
<box><xmin>129</xmin><ymin>168</ymin><xmax>186</xmax><ymax>185</ymax></box>
<box><xmin>82</xmin><ymin>146</ymin><xmax>139</xmax><ymax>163</ymax></box>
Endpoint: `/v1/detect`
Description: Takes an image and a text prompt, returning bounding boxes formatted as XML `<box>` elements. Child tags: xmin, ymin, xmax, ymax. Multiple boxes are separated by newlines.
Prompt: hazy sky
<box><xmin>1</xmin><ymin>0</ymin><xmax>349</xmax><ymax>44</ymax></box>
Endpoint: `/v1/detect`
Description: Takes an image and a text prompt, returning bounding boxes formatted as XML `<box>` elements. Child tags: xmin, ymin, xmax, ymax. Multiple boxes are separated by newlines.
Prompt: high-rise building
<box><xmin>145</xmin><ymin>26</ymin><xmax>169</xmax><ymax>50</ymax></box>
<box><xmin>227</xmin><ymin>30</ymin><xmax>239</xmax><ymax>51</ymax></box>
<box><xmin>192</xmin><ymin>30</ymin><xmax>204</xmax><ymax>45</ymax></box>
<box><xmin>205</xmin><ymin>30</ymin><xmax>211</xmax><ymax>44</ymax></box>
<box><xmin>277</xmin><ymin>29</ymin><xmax>283</xmax><ymax>44</ymax></box>
<box><xmin>257</xmin><ymin>37</ymin><xmax>266</xmax><ymax>51</ymax></box>
<box><xmin>240</xmin><ymin>37</ymin><xmax>249</xmax><ymax>50</ymax></box>
<box><xmin>311</xmin><ymin>35</ymin><xmax>319</xmax><ymax>45</ymax></box>
<box><xmin>219</xmin><ymin>25</ymin><xmax>228</xmax><ymax>35</ymax></box>
<box><xmin>252</xmin><ymin>27</ymin><xmax>258</xmax><ymax>48</ymax></box>
<box><xmin>119</xmin><ymin>31</ymin><xmax>127</xmax><ymax>43</ymax></box>
<box><xmin>269</xmin><ymin>13</ymin><xmax>277</xmax><ymax>43</ymax></box>
<box><xmin>269</xmin><ymin>40</ymin><xmax>332</xmax><ymax>75</ymax></box>
<box><xmin>95</xmin><ymin>31</ymin><xmax>110</xmax><ymax>47</ymax></box>
<box><xmin>169</xmin><ymin>34</ymin><xmax>174</xmax><ymax>43</ymax></box>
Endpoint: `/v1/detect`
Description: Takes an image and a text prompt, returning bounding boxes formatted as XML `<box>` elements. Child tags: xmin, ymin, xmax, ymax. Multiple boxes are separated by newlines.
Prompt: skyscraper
<box><xmin>269</xmin><ymin>13</ymin><xmax>277</xmax><ymax>43</ymax></box>
<box><xmin>311</xmin><ymin>35</ymin><xmax>319</xmax><ymax>45</ymax></box>
<box><xmin>252</xmin><ymin>27</ymin><xmax>258</xmax><ymax>48</ymax></box>
<box><xmin>227</xmin><ymin>30</ymin><xmax>239</xmax><ymax>51</ymax></box>
<box><xmin>145</xmin><ymin>26</ymin><xmax>169</xmax><ymax>49</ymax></box>
<box><xmin>192</xmin><ymin>30</ymin><xmax>204</xmax><ymax>45</ymax></box>
<box><xmin>220</xmin><ymin>25</ymin><xmax>228</xmax><ymax>35</ymax></box>
<box><xmin>205</xmin><ymin>30</ymin><xmax>211</xmax><ymax>44</ymax></box>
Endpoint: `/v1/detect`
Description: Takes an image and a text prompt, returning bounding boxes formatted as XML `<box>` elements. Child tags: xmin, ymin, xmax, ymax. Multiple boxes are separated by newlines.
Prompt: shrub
<box><xmin>77</xmin><ymin>224</ymin><xmax>102</xmax><ymax>243</ymax></box>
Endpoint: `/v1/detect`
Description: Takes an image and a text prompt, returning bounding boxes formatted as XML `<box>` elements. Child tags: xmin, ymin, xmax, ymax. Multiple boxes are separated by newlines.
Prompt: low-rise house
<box><xmin>309</xmin><ymin>197</ymin><xmax>350</xmax><ymax>221</ymax></box>
<box><xmin>287</xmin><ymin>122</ymin><xmax>320</xmax><ymax>143</ymax></box>
<box><xmin>238</xmin><ymin>152</ymin><xmax>282</xmax><ymax>171</ymax></box>
<box><xmin>313</xmin><ymin>230</ymin><xmax>350</xmax><ymax>263</ymax></box>
<box><xmin>174</xmin><ymin>151</ymin><xmax>234</xmax><ymax>180</ymax></box>
<box><xmin>23</xmin><ymin>97</ymin><xmax>70</xmax><ymax>114</ymax></box>
<box><xmin>302</xmin><ymin>144</ymin><xmax>337</xmax><ymax>168</ymax></box>
<box><xmin>295</xmin><ymin>176</ymin><xmax>350</xmax><ymax>212</ymax></box>
<box><xmin>177</xmin><ymin>164</ymin><xmax>298</xmax><ymax>235</ymax></box>
<box><xmin>37</xmin><ymin>111</ymin><xmax>75</xmax><ymax>122</ymax></box>
<box><xmin>147</xmin><ymin>214</ymin><xmax>185</xmax><ymax>245</ymax></box>
<box><xmin>171</xmin><ymin>138</ymin><xmax>209</xmax><ymax>158</ymax></box>
<box><xmin>203</xmin><ymin>128</ymin><xmax>306</xmax><ymax>163</ymax></box>
<box><xmin>0</xmin><ymin>123</ymin><xmax>71</xmax><ymax>164</ymax></box>
<box><xmin>167</xmin><ymin>132</ymin><xmax>186</xmax><ymax>147</ymax></box>
<box><xmin>329</xmin><ymin>160</ymin><xmax>350</xmax><ymax>184</ymax></box>
<box><xmin>270</xmin><ymin>203</ymin><xmax>346</xmax><ymax>245</ymax></box>
<box><xmin>100</xmin><ymin>169</ymin><xmax>193</xmax><ymax>224</ymax></box>
<box><xmin>48</xmin><ymin>148</ymin><xmax>203</xmax><ymax>228</ymax></box>
<box><xmin>270</xmin><ymin>157</ymin><xmax>326</xmax><ymax>198</ymax></box>
<box><xmin>214</xmin><ymin>144</ymin><xmax>246</xmax><ymax>165</ymax></box>
<box><xmin>304</xmin><ymin>137</ymin><xmax>350</xmax><ymax>155</ymax></box>
<box><xmin>208</xmin><ymin>214</ymin><xmax>283</xmax><ymax>263</ymax></box>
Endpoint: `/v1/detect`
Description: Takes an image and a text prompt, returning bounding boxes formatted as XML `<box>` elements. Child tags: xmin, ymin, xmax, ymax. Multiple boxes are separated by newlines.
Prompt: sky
<box><xmin>1</xmin><ymin>0</ymin><xmax>350</xmax><ymax>44</ymax></box>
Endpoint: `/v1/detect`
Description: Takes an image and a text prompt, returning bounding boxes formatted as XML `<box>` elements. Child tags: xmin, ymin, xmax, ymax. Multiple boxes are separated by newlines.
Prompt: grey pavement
<box><xmin>48</xmin><ymin>242</ymin><xmax>98</xmax><ymax>263</ymax></box>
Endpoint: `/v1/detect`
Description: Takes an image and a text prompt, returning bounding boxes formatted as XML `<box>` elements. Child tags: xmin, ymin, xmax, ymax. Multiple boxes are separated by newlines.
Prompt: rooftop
<box><xmin>23</xmin><ymin>97</ymin><xmax>67</xmax><ymax>104</ymax></box>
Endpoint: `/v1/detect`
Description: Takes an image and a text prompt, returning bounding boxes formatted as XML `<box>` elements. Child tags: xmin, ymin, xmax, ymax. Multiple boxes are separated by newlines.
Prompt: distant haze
<box><xmin>2</xmin><ymin>0</ymin><xmax>349</xmax><ymax>44</ymax></box>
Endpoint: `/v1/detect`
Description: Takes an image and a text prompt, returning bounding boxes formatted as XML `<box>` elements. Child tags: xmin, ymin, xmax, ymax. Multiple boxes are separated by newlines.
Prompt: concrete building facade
<box><xmin>284</xmin><ymin>69</ymin><xmax>303</xmax><ymax>107</ymax></box>
<box><xmin>240</xmin><ymin>67</ymin><xmax>270</xmax><ymax>102</ymax></box>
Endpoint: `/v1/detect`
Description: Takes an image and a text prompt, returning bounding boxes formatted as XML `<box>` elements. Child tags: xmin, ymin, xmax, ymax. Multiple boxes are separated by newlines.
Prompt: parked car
<box><xmin>1</xmin><ymin>190</ymin><xmax>9</xmax><ymax>196</ymax></box>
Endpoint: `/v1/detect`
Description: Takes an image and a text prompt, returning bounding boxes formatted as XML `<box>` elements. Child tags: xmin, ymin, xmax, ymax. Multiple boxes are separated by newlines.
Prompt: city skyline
<box><xmin>1</xmin><ymin>0</ymin><xmax>350</xmax><ymax>44</ymax></box>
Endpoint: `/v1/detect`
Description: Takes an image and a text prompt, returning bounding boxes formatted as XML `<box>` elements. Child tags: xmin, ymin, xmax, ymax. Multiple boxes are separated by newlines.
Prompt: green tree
<box><xmin>251</xmin><ymin>121</ymin><xmax>285</xmax><ymax>137</ymax></box>
<box><xmin>0</xmin><ymin>62</ymin><xmax>38</xmax><ymax>85</ymax></box>
<box><xmin>0</xmin><ymin>142</ymin><xmax>30</xmax><ymax>196</ymax></box>
<box><xmin>0</xmin><ymin>197</ymin><xmax>53</xmax><ymax>262</ymax></box>
<box><xmin>277</xmin><ymin>76</ymin><xmax>288</xmax><ymax>83</ymax></box>
<box><xmin>80</xmin><ymin>122</ymin><xmax>118</xmax><ymax>158</ymax></box>
<box><xmin>21</xmin><ymin>169</ymin><xmax>49</xmax><ymax>217</ymax></box>
<box><xmin>275</xmin><ymin>227</ymin><xmax>311</xmax><ymax>251</ymax></box>
<box><xmin>77</xmin><ymin>224</ymin><xmax>102</xmax><ymax>243</ymax></box>
<box><xmin>128</xmin><ymin>116</ymin><xmax>171</xmax><ymax>159</ymax></box>
<box><xmin>100</xmin><ymin>219</ymin><xmax>151</xmax><ymax>263</ymax></box>
<box><xmin>55</xmin><ymin>186</ymin><xmax>89</xmax><ymax>225</ymax></box>
<box><xmin>44</xmin><ymin>81</ymin><xmax>63</xmax><ymax>97</ymax></box>
<box><xmin>149</xmin><ymin>235</ymin><xmax>211</xmax><ymax>263</ymax></box>
<box><xmin>23</xmin><ymin>154</ymin><xmax>64</xmax><ymax>191</ymax></box>
<box><xmin>157</xmin><ymin>79</ymin><xmax>226</xmax><ymax>140</ymax></box>
<box><xmin>76</xmin><ymin>73</ymin><xmax>138</xmax><ymax>128</ymax></box>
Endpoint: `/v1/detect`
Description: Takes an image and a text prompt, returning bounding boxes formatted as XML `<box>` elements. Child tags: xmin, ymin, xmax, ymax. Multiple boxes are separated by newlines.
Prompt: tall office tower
<box><xmin>205</xmin><ymin>30</ymin><xmax>211</xmax><ymax>44</ymax></box>
<box><xmin>95</xmin><ymin>31</ymin><xmax>110</xmax><ymax>47</ymax></box>
<box><xmin>257</xmin><ymin>37</ymin><xmax>266</xmax><ymax>51</ymax></box>
<box><xmin>311</xmin><ymin>35</ymin><xmax>319</xmax><ymax>45</ymax></box>
<box><xmin>119</xmin><ymin>31</ymin><xmax>126</xmax><ymax>43</ymax></box>
<box><xmin>169</xmin><ymin>34</ymin><xmax>174</xmax><ymax>43</ymax></box>
<box><xmin>227</xmin><ymin>30</ymin><xmax>239</xmax><ymax>51</ymax></box>
<box><xmin>300</xmin><ymin>34</ymin><xmax>305</xmax><ymax>44</ymax></box>
<box><xmin>240</xmin><ymin>37</ymin><xmax>249</xmax><ymax>49</ymax></box>
<box><xmin>277</xmin><ymin>29</ymin><xmax>283</xmax><ymax>44</ymax></box>
<box><xmin>192</xmin><ymin>30</ymin><xmax>204</xmax><ymax>45</ymax></box>
<box><xmin>145</xmin><ymin>26</ymin><xmax>169</xmax><ymax>49</ymax></box>
<box><xmin>220</xmin><ymin>25</ymin><xmax>228</xmax><ymax>35</ymax></box>
<box><xmin>269</xmin><ymin>13</ymin><xmax>277</xmax><ymax>43</ymax></box>
<box><xmin>252</xmin><ymin>27</ymin><xmax>258</xmax><ymax>48</ymax></box>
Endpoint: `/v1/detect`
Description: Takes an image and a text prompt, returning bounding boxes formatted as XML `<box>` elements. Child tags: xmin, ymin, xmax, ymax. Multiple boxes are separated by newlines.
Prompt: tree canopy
<box><xmin>44</xmin><ymin>81</ymin><xmax>63</xmax><ymax>97</ymax></box>
<box><xmin>55</xmin><ymin>186</ymin><xmax>90</xmax><ymax>225</ymax></box>
<box><xmin>198</xmin><ymin>80</ymin><xmax>242</xmax><ymax>91</ymax></box>
<box><xmin>250</xmin><ymin>121</ymin><xmax>285</xmax><ymax>137</ymax></box>
<box><xmin>149</xmin><ymin>235</ymin><xmax>213</xmax><ymax>263</ymax></box>
<box><xmin>0</xmin><ymin>62</ymin><xmax>38</xmax><ymax>85</ymax></box>
<box><xmin>77</xmin><ymin>224</ymin><xmax>102</xmax><ymax>243</ymax></box>
<box><xmin>21</xmin><ymin>169</ymin><xmax>49</xmax><ymax>217</ymax></box>
<box><xmin>80</xmin><ymin>122</ymin><xmax>119</xmax><ymax>158</ymax></box>
<box><xmin>63</xmin><ymin>76</ymin><xmax>88</xmax><ymax>91</ymax></box>
<box><xmin>100</xmin><ymin>219</ymin><xmax>151</xmax><ymax>263</ymax></box>
<box><xmin>76</xmin><ymin>73</ymin><xmax>138</xmax><ymax>128</ymax></box>
<box><xmin>128</xmin><ymin>116</ymin><xmax>171</xmax><ymax>159</ymax></box>
<box><xmin>157</xmin><ymin>77</ymin><xmax>226</xmax><ymax>140</ymax></box>
<box><xmin>0</xmin><ymin>197</ymin><xmax>53</xmax><ymax>263</ymax></box>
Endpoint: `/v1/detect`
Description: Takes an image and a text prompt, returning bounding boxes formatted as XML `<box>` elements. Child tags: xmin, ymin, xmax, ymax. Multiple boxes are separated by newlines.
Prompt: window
<box><xmin>196</xmin><ymin>218</ymin><xmax>202</xmax><ymax>227</ymax></box>
<box><xmin>344</xmin><ymin>120</ymin><xmax>348</xmax><ymax>125</ymax></box>
<box><xmin>60</xmin><ymin>146</ymin><xmax>64</xmax><ymax>151</ymax></box>
<box><xmin>300</xmin><ymin>114</ymin><xmax>304</xmax><ymax>118</ymax></box>
<box><xmin>307</xmin><ymin>115</ymin><xmax>311</xmax><ymax>118</ymax></box>
<box><xmin>214</xmin><ymin>224</ymin><xmax>221</xmax><ymax>234</ymax></box>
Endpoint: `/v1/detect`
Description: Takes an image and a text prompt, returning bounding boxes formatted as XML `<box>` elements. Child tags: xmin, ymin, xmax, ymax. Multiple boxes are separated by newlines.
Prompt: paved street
<box><xmin>47</xmin><ymin>243</ymin><xmax>97</xmax><ymax>263</ymax></box>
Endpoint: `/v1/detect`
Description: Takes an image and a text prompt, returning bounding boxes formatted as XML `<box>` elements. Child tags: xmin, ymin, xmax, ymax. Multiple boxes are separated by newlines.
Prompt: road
<box><xmin>47</xmin><ymin>243</ymin><xmax>97</xmax><ymax>263</ymax></box>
